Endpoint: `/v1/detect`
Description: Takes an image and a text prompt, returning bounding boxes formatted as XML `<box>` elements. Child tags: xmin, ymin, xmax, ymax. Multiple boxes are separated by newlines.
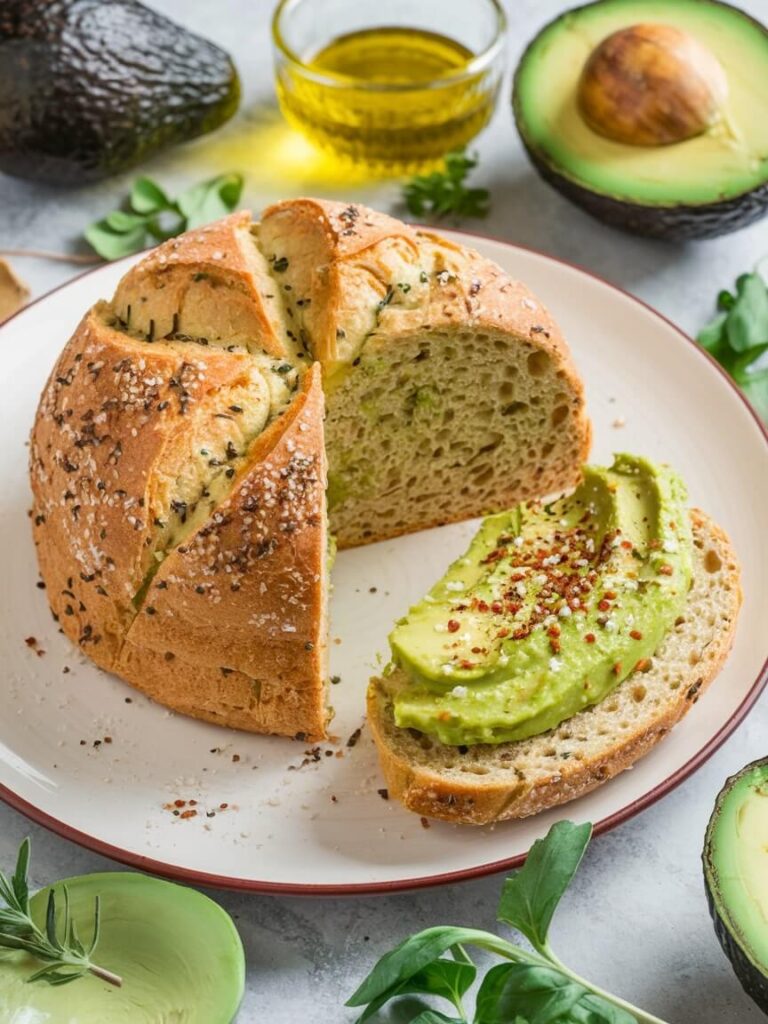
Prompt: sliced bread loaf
<box><xmin>368</xmin><ymin>509</ymin><xmax>742</xmax><ymax>824</ymax></box>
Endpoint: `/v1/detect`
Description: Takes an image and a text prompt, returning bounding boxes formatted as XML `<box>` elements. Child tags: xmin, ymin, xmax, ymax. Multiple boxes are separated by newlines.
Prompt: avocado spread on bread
<box><xmin>385</xmin><ymin>454</ymin><xmax>692</xmax><ymax>745</ymax></box>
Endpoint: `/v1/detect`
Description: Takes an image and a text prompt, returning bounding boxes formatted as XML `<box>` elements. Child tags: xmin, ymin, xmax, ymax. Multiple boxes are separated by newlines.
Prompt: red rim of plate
<box><xmin>1</xmin><ymin>229</ymin><xmax>766</xmax><ymax>896</ymax></box>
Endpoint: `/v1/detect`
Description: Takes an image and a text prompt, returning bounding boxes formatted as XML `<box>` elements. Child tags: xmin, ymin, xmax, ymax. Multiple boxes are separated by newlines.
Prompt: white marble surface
<box><xmin>1</xmin><ymin>1</ymin><xmax>768</xmax><ymax>1021</ymax></box>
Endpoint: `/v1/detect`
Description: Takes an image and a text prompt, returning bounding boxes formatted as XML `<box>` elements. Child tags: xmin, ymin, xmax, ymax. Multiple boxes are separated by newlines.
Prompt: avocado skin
<box><xmin>703</xmin><ymin>758</ymin><xmax>768</xmax><ymax>1014</ymax></box>
<box><xmin>512</xmin><ymin>0</ymin><xmax>768</xmax><ymax>241</ymax></box>
<box><xmin>0</xmin><ymin>0</ymin><xmax>241</xmax><ymax>184</ymax></box>
<box><xmin>517</xmin><ymin>135</ymin><xmax>768</xmax><ymax>241</ymax></box>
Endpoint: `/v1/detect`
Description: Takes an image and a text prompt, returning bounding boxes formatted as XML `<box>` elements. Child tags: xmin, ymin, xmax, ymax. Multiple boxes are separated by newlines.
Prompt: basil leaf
<box><xmin>475</xmin><ymin>963</ymin><xmax>587</xmax><ymax>1024</ymax></box>
<box><xmin>717</xmin><ymin>289</ymin><xmax>735</xmax><ymax>311</ymax></box>
<box><xmin>726</xmin><ymin>273</ymin><xmax>768</xmax><ymax>352</ymax></box>
<box><xmin>354</xmin><ymin>957</ymin><xmax>476</xmax><ymax>1024</ymax></box>
<box><xmin>104</xmin><ymin>210</ymin><xmax>147</xmax><ymax>233</ymax></box>
<box><xmin>347</xmin><ymin>927</ymin><xmax>511</xmax><ymax>1007</ymax></box>
<box><xmin>85</xmin><ymin>219</ymin><xmax>148</xmax><ymax>260</ymax></box>
<box><xmin>568</xmin><ymin>992</ymin><xmax>639</xmax><ymax>1024</ymax></box>
<box><xmin>130</xmin><ymin>177</ymin><xmax>172</xmax><ymax>215</ymax></box>
<box><xmin>731</xmin><ymin>344</ymin><xmax>768</xmax><ymax>382</ymax></box>
<box><xmin>177</xmin><ymin>172</ymin><xmax>244</xmax><ymax>229</ymax></box>
<box><xmin>497</xmin><ymin>821</ymin><xmax>592</xmax><ymax>952</ymax></box>
<box><xmin>697</xmin><ymin>311</ymin><xmax>728</xmax><ymax>353</ymax></box>
<box><xmin>409</xmin><ymin>1012</ymin><xmax>465</xmax><ymax>1024</ymax></box>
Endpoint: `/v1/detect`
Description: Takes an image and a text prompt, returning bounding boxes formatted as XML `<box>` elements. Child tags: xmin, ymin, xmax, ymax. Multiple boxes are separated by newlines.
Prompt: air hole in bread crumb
<box><xmin>689</xmin><ymin>651</ymin><xmax>700</xmax><ymax>666</ymax></box>
<box><xmin>552</xmin><ymin>405</ymin><xmax>568</xmax><ymax>427</ymax></box>
<box><xmin>461</xmin><ymin>765</ymin><xmax>490</xmax><ymax>775</ymax></box>
<box><xmin>704</xmin><ymin>549</ymin><xmax>722</xmax><ymax>573</ymax></box>
<box><xmin>527</xmin><ymin>351</ymin><xmax>550</xmax><ymax>377</ymax></box>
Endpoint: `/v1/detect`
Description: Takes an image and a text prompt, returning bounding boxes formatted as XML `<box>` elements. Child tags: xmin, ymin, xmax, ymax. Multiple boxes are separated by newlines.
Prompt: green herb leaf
<box><xmin>568</xmin><ymin>992</ymin><xmax>641</xmax><ymax>1023</ymax></box>
<box><xmin>697</xmin><ymin>267</ymin><xmax>768</xmax><ymax>421</ymax></box>
<box><xmin>725</xmin><ymin>273</ymin><xmax>768</xmax><ymax>352</ymax></box>
<box><xmin>85</xmin><ymin>172</ymin><xmax>244</xmax><ymax>260</ymax></box>
<box><xmin>347</xmin><ymin>927</ymin><xmax>516</xmax><ymax>1008</ymax></box>
<box><xmin>475</xmin><ymin>962</ymin><xmax>588</xmax><ymax>1023</ymax></box>
<box><xmin>176</xmin><ymin>172</ymin><xmax>244</xmax><ymax>229</ymax></box>
<box><xmin>0</xmin><ymin>840</ymin><xmax>121</xmax><ymax>988</ymax></box>
<box><xmin>497</xmin><ymin>820</ymin><xmax>592</xmax><ymax>953</ymax></box>
<box><xmin>403</xmin><ymin>150</ymin><xmax>490</xmax><ymax>220</ymax></box>
<box><xmin>84</xmin><ymin>219</ymin><xmax>149</xmax><ymax>261</ymax></box>
<box><xmin>130</xmin><ymin>177</ymin><xmax>172</xmax><ymax>215</ymax></box>
<box><xmin>354</xmin><ymin>954</ymin><xmax>477</xmax><ymax>1023</ymax></box>
<box><xmin>409</xmin><ymin>1012</ymin><xmax>465</xmax><ymax>1024</ymax></box>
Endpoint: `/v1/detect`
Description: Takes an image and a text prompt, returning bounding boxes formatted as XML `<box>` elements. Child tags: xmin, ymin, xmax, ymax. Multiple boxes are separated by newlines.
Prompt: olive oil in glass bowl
<box><xmin>271</xmin><ymin>0</ymin><xmax>507</xmax><ymax>173</ymax></box>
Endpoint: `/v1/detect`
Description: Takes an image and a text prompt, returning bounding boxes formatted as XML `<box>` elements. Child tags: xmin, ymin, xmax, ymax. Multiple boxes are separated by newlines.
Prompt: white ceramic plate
<box><xmin>1</xmin><ymin>232</ymin><xmax>766</xmax><ymax>894</ymax></box>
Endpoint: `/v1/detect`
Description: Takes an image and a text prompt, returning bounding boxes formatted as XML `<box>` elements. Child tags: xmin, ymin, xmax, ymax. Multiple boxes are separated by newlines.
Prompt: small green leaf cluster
<box><xmin>403</xmin><ymin>151</ymin><xmax>490</xmax><ymax>220</ymax></box>
<box><xmin>0</xmin><ymin>838</ymin><xmax>120</xmax><ymax>987</ymax></box>
<box><xmin>698</xmin><ymin>268</ymin><xmax>768</xmax><ymax>421</ymax></box>
<box><xmin>85</xmin><ymin>173</ymin><xmax>244</xmax><ymax>261</ymax></box>
<box><xmin>347</xmin><ymin>821</ymin><xmax>669</xmax><ymax>1024</ymax></box>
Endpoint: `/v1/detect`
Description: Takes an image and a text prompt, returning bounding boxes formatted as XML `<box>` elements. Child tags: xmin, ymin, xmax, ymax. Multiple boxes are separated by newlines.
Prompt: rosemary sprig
<box><xmin>0</xmin><ymin>839</ymin><xmax>122</xmax><ymax>987</ymax></box>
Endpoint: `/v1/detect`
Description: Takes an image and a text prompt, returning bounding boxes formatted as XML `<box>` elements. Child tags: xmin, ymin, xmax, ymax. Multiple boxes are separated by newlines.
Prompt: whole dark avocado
<box><xmin>513</xmin><ymin>0</ymin><xmax>768</xmax><ymax>240</ymax></box>
<box><xmin>0</xmin><ymin>0</ymin><xmax>241</xmax><ymax>184</ymax></box>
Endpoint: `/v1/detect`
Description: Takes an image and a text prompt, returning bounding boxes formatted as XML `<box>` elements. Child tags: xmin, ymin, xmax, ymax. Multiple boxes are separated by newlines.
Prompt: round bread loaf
<box><xmin>30</xmin><ymin>200</ymin><xmax>590</xmax><ymax>738</ymax></box>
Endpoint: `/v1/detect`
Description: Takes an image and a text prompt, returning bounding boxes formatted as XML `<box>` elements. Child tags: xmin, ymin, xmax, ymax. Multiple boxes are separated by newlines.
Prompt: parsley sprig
<box><xmin>698</xmin><ymin>266</ymin><xmax>768</xmax><ymax>421</ymax></box>
<box><xmin>0</xmin><ymin>839</ymin><xmax>121</xmax><ymax>988</ymax></box>
<box><xmin>403</xmin><ymin>151</ymin><xmax>490</xmax><ymax>220</ymax></box>
<box><xmin>85</xmin><ymin>173</ymin><xmax>244</xmax><ymax>261</ymax></box>
<box><xmin>348</xmin><ymin>821</ymin><xmax>668</xmax><ymax>1024</ymax></box>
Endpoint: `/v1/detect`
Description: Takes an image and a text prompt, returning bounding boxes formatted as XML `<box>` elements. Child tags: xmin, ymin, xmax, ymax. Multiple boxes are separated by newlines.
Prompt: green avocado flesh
<box><xmin>386</xmin><ymin>454</ymin><xmax>692</xmax><ymax>746</ymax></box>
<box><xmin>0</xmin><ymin>872</ymin><xmax>244</xmax><ymax>1023</ymax></box>
<box><xmin>705</xmin><ymin>760</ymin><xmax>768</xmax><ymax>1010</ymax></box>
<box><xmin>514</xmin><ymin>0</ymin><xmax>768</xmax><ymax>206</ymax></box>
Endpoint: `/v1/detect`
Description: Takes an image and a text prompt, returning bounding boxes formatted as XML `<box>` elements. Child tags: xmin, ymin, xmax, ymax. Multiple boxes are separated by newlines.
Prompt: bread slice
<box><xmin>368</xmin><ymin>509</ymin><xmax>742</xmax><ymax>824</ymax></box>
<box><xmin>259</xmin><ymin>199</ymin><xmax>592</xmax><ymax>549</ymax></box>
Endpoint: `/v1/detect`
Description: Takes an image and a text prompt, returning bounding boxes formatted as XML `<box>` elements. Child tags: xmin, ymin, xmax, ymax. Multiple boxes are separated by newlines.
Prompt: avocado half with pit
<box><xmin>0</xmin><ymin>872</ymin><xmax>245</xmax><ymax>1022</ymax></box>
<box><xmin>704</xmin><ymin>758</ymin><xmax>768</xmax><ymax>1014</ymax></box>
<box><xmin>512</xmin><ymin>0</ymin><xmax>768</xmax><ymax>240</ymax></box>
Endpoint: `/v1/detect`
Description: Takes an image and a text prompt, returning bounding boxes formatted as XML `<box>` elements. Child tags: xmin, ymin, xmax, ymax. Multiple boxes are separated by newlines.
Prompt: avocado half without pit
<box><xmin>704</xmin><ymin>758</ymin><xmax>768</xmax><ymax>1015</ymax></box>
<box><xmin>513</xmin><ymin>0</ymin><xmax>768</xmax><ymax>239</ymax></box>
<box><xmin>0</xmin><ymin>873</ymin><xmax>245</xmax><ymax>1023</ymax></box>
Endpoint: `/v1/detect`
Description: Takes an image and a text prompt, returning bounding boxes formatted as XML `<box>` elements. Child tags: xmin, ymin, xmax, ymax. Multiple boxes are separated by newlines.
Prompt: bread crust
<box><xmin>367</xmin><ymin>510</ymin><xmax>742</xmax><ymax>824</ymax></box>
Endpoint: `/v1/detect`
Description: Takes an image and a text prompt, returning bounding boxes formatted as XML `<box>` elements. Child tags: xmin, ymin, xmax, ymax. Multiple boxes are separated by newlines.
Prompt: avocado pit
<box><xmin>577</xmin><ymin>22</ymin><xmax>728</xmax><ymax>146</ymax></box>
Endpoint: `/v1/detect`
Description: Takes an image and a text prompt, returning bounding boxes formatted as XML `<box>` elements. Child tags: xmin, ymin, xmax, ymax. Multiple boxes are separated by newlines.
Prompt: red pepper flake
<box><xmin>476</xmin><ymin>600</ymin><xmax>489</xmax><ymax>612</ymax></box>
<box><xmin>496</xmin><ymin>628</ymin><xmax>510</xmax><ymax>639</ymax></box>
<box><xmin>629</xmin><ymin>629</ymin><xmax>643</xmax><ymax>640</ymax></box>
<box><xmin>550</xmin><ymin>638</ymin><xmax>561</xmax><ymax>654</ymax></box>
<box><xmin>471</xmin><ymin>646</ymin><xmax>483</xmax><ymax>654</ymax></box>
<box><xmin>649</xmin><ymin>539</ymin><xmax>661</xmax><ymax>550</ymax></box>
<box><xmin>420</xmin><ymin>816</ymin><xmax>431</xmax><ymax>829</ymax></box>
<box><xmin>180</xmin><ymin>809</ymin><xmax>197</xmax><ymax>820</ymax></box>
<box><xmin>438</xmin><ymin>710</ymin><xmax>453</xmax><ymax>722</ymax></box>
<box><xmin>174</xmin><ymin>799</ymin><xmax>186</xmax><ymax>808</ymax></box>
<box><xmin>635</xmin><ymin>658</ymin><xmax>651</xmax><ymax>672</ymax></box>
<box><xmin>459</xmin><ymin>660</ymin><xmax>475</xmax><ymax>670</ymax></box>
<box><xmin>547</xmin><ymin>625</ymin><xmax>561</xmax><ymax>638</ymax></box>
<box><xmin>104</xmin><ymin>736</ymin><xmax>112</xmax><ymax>744</ymax></box>
<box><xmin>658</xmin><ymin>564</ymin><xmax>673</xmax><ymax>576</ymax></box>
<box><xmin>491</xmin><ymin>601</ymin><xmax>503</xmax><ymax>614</ymax></box>
<box><xmin>598</xmin><ymin>599</ymin><xmax>611</xmax><ymax>612</ymax></box>
<box><xmin>189</xmin><ymin>799</ymin><xmax>197</xmax><ymax>806</ymax></box>
<box><xmin>604</xmin><ymin>590</ymin><xmax>617</xmax><ymax>600</ymax></box>
<box><xmin>584</xmin><ymin>633</ymin><xmax>596</xmax><ymax>644</ymax></box>
<box><xmin>447</xmin><ymin>619</ymin><xmax>460</xmax><ymax>633</ymax></box>
<box><xmin>219</xmin><ymin>802</ymin><xmax>229</xmax><ymax>810</ymax></box>
<box><xmin>621</xmin><ymin>540</ymin><xmax>633</xmax><ymax>549</ymax></box>
<box><xmin>232</xmin><ymin>754</ymin><xmax>240</xmax><ymax>762</ymax></box>
<box><xmin>612</xmin><ymin>662</ymin><xmax>623</xmax><ymax>675</ymax></box>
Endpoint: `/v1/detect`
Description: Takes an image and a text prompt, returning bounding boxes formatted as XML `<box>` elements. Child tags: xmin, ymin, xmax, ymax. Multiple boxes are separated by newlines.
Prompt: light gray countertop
<box><xmin>2</xmin><ymin>1</ymin><xmax>768</xmax><ymax>1021</ymax></box>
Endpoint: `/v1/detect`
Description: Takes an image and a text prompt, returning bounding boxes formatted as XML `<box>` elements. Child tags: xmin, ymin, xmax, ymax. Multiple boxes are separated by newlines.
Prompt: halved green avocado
<box><xmin>704</xmin><ymin>758</ymin><xmax>768</xmax><ymax>1014</ymax></box>
<box><xmin>0</xmin><ymin>872</ymin><xmax>245</xmax><ymax>1022</ymax></box>
<box><xmin>513</xmin><ymin>0</ymin><xmax>768</xmax><ymax>239</ymax></box>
